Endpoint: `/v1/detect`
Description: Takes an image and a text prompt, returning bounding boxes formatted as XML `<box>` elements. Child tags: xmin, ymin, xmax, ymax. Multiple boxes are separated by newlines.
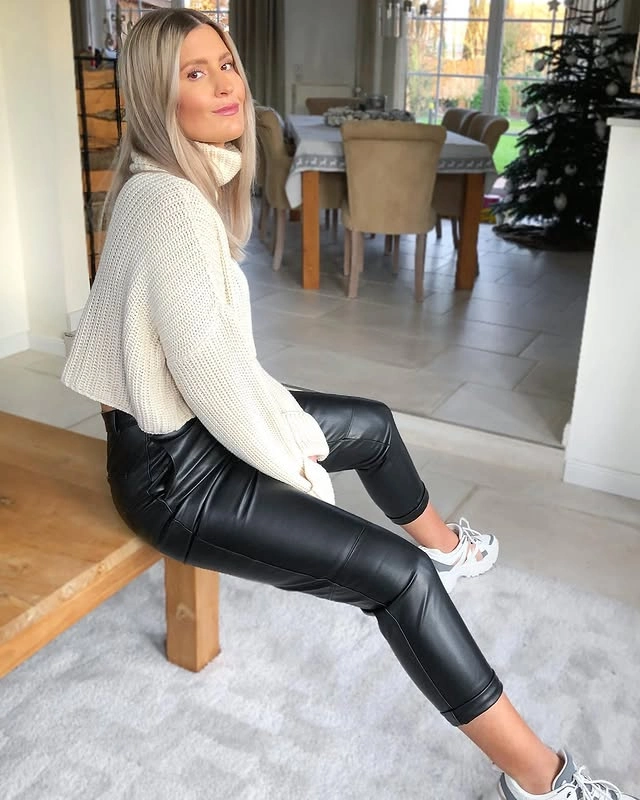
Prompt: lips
<box><xmin>214</xmin><ymin>103</ymin><xmax>240</xmax><ymax>116</ymax></box>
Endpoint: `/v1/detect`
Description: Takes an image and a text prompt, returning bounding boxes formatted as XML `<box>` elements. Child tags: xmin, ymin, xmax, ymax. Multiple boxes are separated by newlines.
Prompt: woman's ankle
<box><xmin>507</xmin><ymin>750</ymin><xmax>563</xmax><ymax>795</ymax></box>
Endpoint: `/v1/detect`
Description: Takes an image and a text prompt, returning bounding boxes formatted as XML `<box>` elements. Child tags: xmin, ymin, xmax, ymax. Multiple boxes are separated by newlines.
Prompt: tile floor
<box><xmin>241</xmin><ymin>214</ymin><xmax>589</xmax><ymax>447</ymax></box>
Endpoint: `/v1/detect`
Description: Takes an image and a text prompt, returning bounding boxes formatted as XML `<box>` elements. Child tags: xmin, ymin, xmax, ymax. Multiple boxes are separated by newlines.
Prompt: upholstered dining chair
<box><xmin>441</xmin><ymin>107</ymin><xmax>477</xmax><ymax>133</ymax></box>
<box><xmin>458</xmin><ymin>109</ymin><xmax>481</xmax><ymax>136</ymax></box>
<box><xmin>432</xmin><ymin>113</ymin><xmax>509</xmax><ymax>249</ymax></box>
<box><xmin>340</xmin><ymin>120</ymin><xmax>446</xmax><ymax>301</ymax></box>
<box><xmin>255</xmin><ymin>108</ymin><xmax>346</xmax><ymax>271</ymax></box>
<box><xmin>305</xmin><ymin>97</ymin><xmax>356</xmax><ymax>115</ymax></box>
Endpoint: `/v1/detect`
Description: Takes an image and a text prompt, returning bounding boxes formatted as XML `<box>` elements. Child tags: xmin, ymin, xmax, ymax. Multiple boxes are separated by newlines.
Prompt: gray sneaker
<box><xmin>498</xmin><ymin>749</ymin><xmax>638</xmax><ymax>799</ymax></box>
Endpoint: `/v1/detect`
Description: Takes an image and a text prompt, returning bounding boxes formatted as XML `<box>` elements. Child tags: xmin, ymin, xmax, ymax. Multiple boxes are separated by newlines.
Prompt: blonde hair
<box><xmin>103</xmin><ymin>9</ymin><xmax>256</xmax><ymax>260</ymax></box>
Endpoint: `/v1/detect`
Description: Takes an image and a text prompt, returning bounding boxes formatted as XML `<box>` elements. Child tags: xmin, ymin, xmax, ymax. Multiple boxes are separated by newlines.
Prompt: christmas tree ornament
<box><xmin>526</xmin><ymin>106</ymin><xmax>539</xmax><ymax>123</ymax></box>
<box><xmin>595</xmin><ymin>54</ymin><xmax>608</xmax><ymax>68</ymax></box>
<box><xmin>547</xmin><ymin>132</ymin><xmax>556</xmax><ymax>145</ymax></box>
<box><xmin>564</xmin><ymin>164</ymin><xmax>577</xmax><ymax>176</ymax></box>
<box><xmin>548</xmin><ymin>0</ymin><xmax>560</xmax><ymax>9</ymax></box>
<box><xmin>595</xmin><ymin>119</ymin><xmax>607</xmax><ymax>139</ymax></box>
<box><xmin>535</xmin><ymin>57</ymin><xmax>547</xmax><ymax>71</ymax></box>
<box><xmin>519</xmin><ymin>194</ymin><xmax>528</xmax><ymax>204</ymax></box>
<box><xmin>558</xmin><ymin>102</ymin><xmax>571</xmax><ymax>113</ymax></box>
<box><xmin>554</xmin><ymin>193</ymin><xmax>567</xmax><ymax>211</ymax></box>
<box><xmin>541</xmin><ymin>102</ymin><xmax>552</xmax><ymax>115</ymax></box>
<box><xmin>566</xmin><ymin>52</ymin><xmax>578</xmax><ymax>66</ymax></box>
<box><xmin>623</xmin><ymin>50</ymin><xmax>636</xmax><ymax>65</ymax></box>
<box><xmin>536</xmin><ymin>168</ymin><xmax>548</xmax><ymax>186</ymax></box>
<box><xmin>605</xmin><ymin>81</ymin><xmax>619</xmax><ymax>96</ymax></box>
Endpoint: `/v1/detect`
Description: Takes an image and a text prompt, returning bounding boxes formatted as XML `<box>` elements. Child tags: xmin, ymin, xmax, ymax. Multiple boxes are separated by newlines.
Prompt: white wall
<box><xmin>0</xmin><ymin>0</ymin><xmax>89</xmax><ymax>356</ymax></box>
<box><xmin>0</xmin><ymin>54</ymin><xmax>29</xmax><ymax>357</ymax></box>
<box><xmin>284</xmin><ymin>0</ymin><xmax>358</xmax><ymax>114</ymax></box>
<box><xmin>564</xmin><ymin>119</ymin><xmax>640</xmax><ymax>501</ymax></box>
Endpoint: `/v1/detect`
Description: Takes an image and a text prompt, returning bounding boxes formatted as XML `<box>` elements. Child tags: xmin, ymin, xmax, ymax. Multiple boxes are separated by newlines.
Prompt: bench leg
<box><xmin>164</xmin><ymin>558</ymin><xmax>220</xmax><ymax>671</ymax></box>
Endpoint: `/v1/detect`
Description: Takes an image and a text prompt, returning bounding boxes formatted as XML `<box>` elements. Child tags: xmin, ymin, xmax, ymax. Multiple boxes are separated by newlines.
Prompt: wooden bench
<box><xmin>0</xmin><ymin>411</ymin><xmax>220</xmax><ymax>678</ymax></box>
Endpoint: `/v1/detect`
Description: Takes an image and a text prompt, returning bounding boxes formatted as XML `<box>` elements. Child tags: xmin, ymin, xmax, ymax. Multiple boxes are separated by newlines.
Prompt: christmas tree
<box><xmin>495</xmin><ymin>0</ymin><xmax>638</xmax><ymax>249</ymax></box>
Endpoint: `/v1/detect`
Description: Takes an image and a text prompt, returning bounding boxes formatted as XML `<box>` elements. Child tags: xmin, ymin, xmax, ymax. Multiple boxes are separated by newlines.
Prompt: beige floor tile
<box><xmin>0</xmin><ymin>365</ymin><xmax>100</xmax><ymax>428</ymax></box>
<box><xmin>519</xmin><ymin>332</ymin><xmax>582</xmax><ymax>363</ymax></box>
<box><xmin>459</xmin><ymin>487</ymin><xmax>640</xmax><ymax>608</ymax></box>
<box><xmin>449</xmin><ymin>319</ymin><xmax>539</xmax><ymax>356</ymax></box>
<box><xmin>514</xmin><ymin>361</ymin><xmax>578</xmax><ymax>402</ymax></box>
<box><xmin>260</xmin><ymin>346</ymin><xmax>462</xmax><ymax>417</ymax></box>
<box><xmin>68</xmin><ymin>414</ymin><xmax>107</xmax><ymax>440</ymax></box>
<box><xmin>251</xmin><ymin>288</ymin><xmax>348</xmax><ymax>319</ymax></box>
<box><xmin>423</xmin><ymin>346</ymin><xmax>536</xmax><ymax>390</ymax></box>
<box><xmin>432</xmin><ymin>382</ymin><xmax>571</xmax><ymax>446</ymax></box>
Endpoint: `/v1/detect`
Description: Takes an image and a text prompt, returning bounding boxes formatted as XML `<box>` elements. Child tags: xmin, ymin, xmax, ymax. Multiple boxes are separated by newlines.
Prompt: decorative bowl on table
<box><xmin>323</xmin><ymin>107</ymin><xmax>416</xmax><ymax>127</ymax></box>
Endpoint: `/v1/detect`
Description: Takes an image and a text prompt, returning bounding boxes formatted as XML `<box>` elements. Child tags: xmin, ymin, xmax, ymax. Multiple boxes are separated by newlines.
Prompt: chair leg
<box><xmin>331</xmin><ymin>209</ymin><xmax>339</xmax><ymax>242</ymax></box>
<box><xmin>272</xmin><ymin>209</ymin><xmax>286</xmax><ymax>271</ymax></box>
<box><xmin>347</xmin><ymin>231</ymin><xmax>364</xmax><ymax>298</ymax></box>
<box><xmin>435</xmin><ymin>215</ymin><xmax>442</xmax><ymax>240</ymax></box>
<box><xmin>258</xmin><ymin>195</ymin><xmax>270</xmax><ymax>242</ymax></box>
<box><xmin>343</xmin><ymin>228</ymin><xmax>352</xmax><ymax>276</ymax></box>
<box><xmin>451</xmin><ymin>217</ymin><xmax>459</xmax><ymax>250</ymax></box>
<box><xmin>414</xmin><ymin>233</ymin><xmax>427</xmax><ymax>302</ymax></box>
<box><xmin>384</xmin><ymin>234</ymin><xmax>393</xmax><ymax>255</ymax></box>
<box><xmin>392</xmin><ymin>235</ymin><xmax>400</xmax><ymax>275</ymax></box>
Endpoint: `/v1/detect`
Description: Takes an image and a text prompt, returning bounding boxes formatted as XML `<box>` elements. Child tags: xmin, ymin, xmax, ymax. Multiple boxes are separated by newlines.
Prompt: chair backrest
<box><xmin>441</xmin><ymin>108</ymin><xmax>475</xmax><ymax>133</ymax></box>
<box><xmin>341</xmin><ymin>120</ymin><xmax>446</xmax><ymax>235</ymax></box>
<box><xmin>458</xmin><ymin>109</ymin><xmax>481</xmax><ymax>136</ymax></box>
<box><xmin>255</xmin><ymin>108</ymin><xmax>292</xmax><ymax>209</ymax></box>
<box><xmin>305</xmin><ymin>96</ymin><xmax>356</xmax><ymax>115</ymax></box>
<box><xmin>466</xmin><ymin>113</ymin><xmax>509</xmax><ymax>153</ymax></box>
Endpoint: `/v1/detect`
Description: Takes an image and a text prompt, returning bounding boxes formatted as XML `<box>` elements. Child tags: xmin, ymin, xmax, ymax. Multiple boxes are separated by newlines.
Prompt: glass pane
<box><xmin>440</xmin><ymin>20</ymin><xmax>488</xmax><ymax>71</ymax></box>
<box><xmin>501</xmin><ymin>21</ymin><xmax>554</xmax><ymax>78</ymax></box>
<box><xmin>440</xmin><ymin>0</ymin><xmax>491</xmax><ymax>17</ymax></box>
<box><xmin>438</xmin><ymin>76</ymin><xmax>484</xmax><ymax>117</ymax></box>
<box><xmin>504</xmin><ymin>0</ymin><xmax>566</xmax><ymax>23</ymax></box>
<box><xmin>407</xmin><ymin>20</ymin><xmax>441</xmax><ymax>74</ymax></box>
<box><xmin>406</xmin><ymin>74</ymin><xmax>438</xmax><ymax>123</ymax></box>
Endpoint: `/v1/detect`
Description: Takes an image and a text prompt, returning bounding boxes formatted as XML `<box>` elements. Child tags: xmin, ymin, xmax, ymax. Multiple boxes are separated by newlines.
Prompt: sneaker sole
<box><xmin>437</xmin><ymin>539</ymin><xmax>500</xmax><ymax>594</ymax></box>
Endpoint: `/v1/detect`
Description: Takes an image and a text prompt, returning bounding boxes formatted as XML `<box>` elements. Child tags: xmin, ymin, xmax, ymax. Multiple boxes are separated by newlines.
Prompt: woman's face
<box><xmin>177</xmin><ymin>24</ymin><xmax>245</xmax><ymax>146</ymax></box>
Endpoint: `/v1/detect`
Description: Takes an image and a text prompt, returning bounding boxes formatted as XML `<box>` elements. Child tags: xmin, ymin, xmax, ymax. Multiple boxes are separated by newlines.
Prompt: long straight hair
<box><xmin>103</xmin><ymin>9</ymin><xmax>256</xmax><ymax>260</ymax></box>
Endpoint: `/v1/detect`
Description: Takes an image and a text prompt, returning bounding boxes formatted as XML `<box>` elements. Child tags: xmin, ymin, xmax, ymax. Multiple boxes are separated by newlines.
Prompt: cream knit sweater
<box><xmin>62</xmin><ymin>143</ymin><xmax>334</xmax><ymax>504</ymax></box>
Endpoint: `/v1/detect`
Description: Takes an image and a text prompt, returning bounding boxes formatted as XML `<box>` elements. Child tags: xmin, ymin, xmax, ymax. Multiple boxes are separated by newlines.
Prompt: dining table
<box><xmin>284</xmin><ymin>114</ymin><xmax>498</xmax><ymax>291</ymax></box>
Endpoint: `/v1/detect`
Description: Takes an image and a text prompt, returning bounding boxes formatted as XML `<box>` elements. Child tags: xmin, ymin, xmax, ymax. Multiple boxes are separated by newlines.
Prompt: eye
<box><xmin>187</xmin><ymin>69</ymin><xmax>205</xmax><ymax>80</ymax></box>
<box><xmin>221</xmin><ymin>62</ymin><xmax>235</xmax><ymax>72</ymax></box>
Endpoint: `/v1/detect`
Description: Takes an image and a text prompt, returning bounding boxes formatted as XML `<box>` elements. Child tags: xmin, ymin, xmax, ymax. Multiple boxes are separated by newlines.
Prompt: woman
<box><xmin>62</xmin><ymin>10</ymin><xmax>636</xmax><ymax>799</ymax></box>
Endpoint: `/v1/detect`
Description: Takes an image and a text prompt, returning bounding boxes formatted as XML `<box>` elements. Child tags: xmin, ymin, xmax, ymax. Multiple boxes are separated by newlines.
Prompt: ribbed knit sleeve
<box><xmin>142</xmin><ymin>178</ymin><xmax>334</xmax><ymax>504</ymax></box>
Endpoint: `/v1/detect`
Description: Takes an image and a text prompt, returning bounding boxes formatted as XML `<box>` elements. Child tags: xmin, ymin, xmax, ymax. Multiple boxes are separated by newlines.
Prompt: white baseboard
<box><xmin>564</xmin><ymin>459</ymin><xmax>640</xmax><ymax>501</ymax></box>
<box><xmin>66</xmin><ymin>308</ymin><xmax>84</xmax><ymax>332</ymax></box>
<box><xmin>0</xmin><ymin>331</ymin><xmax>30</xmax><ymax>359</ymax></box>
<box><xmin>28</xmin><ymin>333</ymin><xmax>66</xmax><ymax>357</ymax></box>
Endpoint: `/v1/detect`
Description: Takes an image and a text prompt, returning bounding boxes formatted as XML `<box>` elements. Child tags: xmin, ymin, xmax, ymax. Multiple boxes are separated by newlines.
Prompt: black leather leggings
<box><xmin>103</xmin><ymin>390</ymin><xmax>502</xmax><ymax>726</ymax></box>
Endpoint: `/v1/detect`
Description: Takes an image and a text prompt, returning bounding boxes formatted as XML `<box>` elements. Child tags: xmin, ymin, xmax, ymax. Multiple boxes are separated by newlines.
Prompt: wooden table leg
<box><xmin>301</xmin><ymin>170</ymin><xmax>320</xmax><ymax>289</ymax></box>
<box><xmin>455</xmin><ymin>172</ymin><xmax>484</xmax><ymax>290</ymax></box>
<box><xmin>164</xmin><ymin>558</ymin><xmax>220</xmax><ymax>672</ymax></box>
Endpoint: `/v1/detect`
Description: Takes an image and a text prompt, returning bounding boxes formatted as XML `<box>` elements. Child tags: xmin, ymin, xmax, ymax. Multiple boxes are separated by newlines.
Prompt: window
<box><xmin>184</xmin><ymin>0</ymin><xmax>230</xmax><ymax>29</ymax></box>
<box><xmin>406</xmin><ymin>0</ymin><xmax>567</xmax><ymax>173</ymax></box>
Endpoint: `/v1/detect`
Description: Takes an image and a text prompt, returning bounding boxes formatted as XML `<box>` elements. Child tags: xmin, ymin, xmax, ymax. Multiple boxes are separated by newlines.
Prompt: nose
<box><xmin>214</xmin><ymin>71</ymin><xmax>234</xmax><ymax>98</ymax></box>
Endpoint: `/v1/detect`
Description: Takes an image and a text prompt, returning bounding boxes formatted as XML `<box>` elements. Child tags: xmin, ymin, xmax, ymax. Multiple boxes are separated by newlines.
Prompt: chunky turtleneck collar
<box><xmin>130</xmin><ymin>142</ymin><xmax>242</xmax><ymax>186</ymax></box>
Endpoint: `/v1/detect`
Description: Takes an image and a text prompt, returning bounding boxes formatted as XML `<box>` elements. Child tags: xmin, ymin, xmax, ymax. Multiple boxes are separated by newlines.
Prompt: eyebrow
<box><xmin>180</xmin><ymin>51</ymin><xmax>233</xmax><ymax>71</ymax></box>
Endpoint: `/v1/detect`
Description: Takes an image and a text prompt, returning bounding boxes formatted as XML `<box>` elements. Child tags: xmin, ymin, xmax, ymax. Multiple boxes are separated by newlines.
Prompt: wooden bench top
<box><xmin>0</xmin><ymin>411</ymin><xmax>161</xmax><ymax>675</ymax></box>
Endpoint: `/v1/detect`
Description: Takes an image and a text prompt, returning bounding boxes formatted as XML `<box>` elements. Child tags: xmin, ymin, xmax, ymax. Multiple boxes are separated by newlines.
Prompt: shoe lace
<box><xmin>456</xmin><ymin>517</ymin><xmax>483</xmax><ymax>546</ymax></box>
<box><xmin>567</xmin><ymin>765</ymin><xmax>624</xmax><ymax>800</ymax></box>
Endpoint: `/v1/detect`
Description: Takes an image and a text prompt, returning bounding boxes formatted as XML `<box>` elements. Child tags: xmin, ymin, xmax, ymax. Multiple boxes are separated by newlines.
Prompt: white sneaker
<box><xmin>420</xmin><ymin>517</ymin><xmax>499</xmax><ymax>593</ymax></box>
<box><xmin>498</xmin><ymin>749</ymin><xmax>638</xmax><ymax>799</ymax></box>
